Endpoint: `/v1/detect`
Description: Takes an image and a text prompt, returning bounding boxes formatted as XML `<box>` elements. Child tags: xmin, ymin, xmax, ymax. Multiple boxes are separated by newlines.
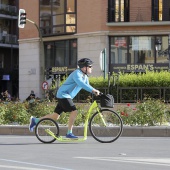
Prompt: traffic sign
<box><xmin>42</xmin><ymin>81</ymin><xmax>48</xmax><ymax>90</ymax></box>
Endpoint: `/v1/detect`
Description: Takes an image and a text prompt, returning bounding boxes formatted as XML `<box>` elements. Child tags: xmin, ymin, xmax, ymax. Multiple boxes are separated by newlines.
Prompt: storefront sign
<box><xmin>111</xmin><ymin>63</ymin><xmax>169</xmax><ymax>73</ymax></box>
<box><xmin>52</xmin><ymin>67</ymin><xmax>68</xmax><ymax>74</ymax></box>
<box><xmin>47</xmin><ymin>66</ymin><xmax>76</xmax><ymax>75</ymax></box>
<box><xmin>115</xmin><ymin>38</ymin><xmax>126</xmax><ymax>47</ymax></box>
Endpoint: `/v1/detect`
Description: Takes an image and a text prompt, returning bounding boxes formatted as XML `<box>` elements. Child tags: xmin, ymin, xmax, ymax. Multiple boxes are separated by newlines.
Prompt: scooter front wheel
<box><xmin>89</xmin><ymin>109</ymin><xmax>123</xmax><ymax>143</ymax></box>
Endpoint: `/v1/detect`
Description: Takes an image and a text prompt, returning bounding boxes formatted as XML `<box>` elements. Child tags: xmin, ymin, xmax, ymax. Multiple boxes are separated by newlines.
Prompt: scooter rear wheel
<box><xmin>35</xmin><ymin>118</ymin><xmax>59</xmax><ymax>143</ymax></box>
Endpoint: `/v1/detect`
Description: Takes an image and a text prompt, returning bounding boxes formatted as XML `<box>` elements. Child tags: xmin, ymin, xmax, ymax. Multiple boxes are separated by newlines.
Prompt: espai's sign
<box><xmin>111</xmin><ymin>64</ymin><xmax>169</xmax><ymax>73</ymax></box>
<box><xmin>51</xmin><ymin>67</ymin><xmax>68</xmax><ymax>74</ymax></box>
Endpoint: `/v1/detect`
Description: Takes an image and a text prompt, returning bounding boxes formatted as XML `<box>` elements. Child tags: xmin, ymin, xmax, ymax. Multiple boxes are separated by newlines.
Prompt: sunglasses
<box><xmin>88</xmin><ymin>66</ymin><xmax>92</xmax><ymax>68</ymax></box>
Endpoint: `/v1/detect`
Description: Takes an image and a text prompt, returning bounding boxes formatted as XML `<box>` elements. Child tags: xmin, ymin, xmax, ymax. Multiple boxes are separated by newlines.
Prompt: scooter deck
<box><xmin>45</xmin><ymin>129</ymin><xmax>87</xmax><ymax>142</ymax></box>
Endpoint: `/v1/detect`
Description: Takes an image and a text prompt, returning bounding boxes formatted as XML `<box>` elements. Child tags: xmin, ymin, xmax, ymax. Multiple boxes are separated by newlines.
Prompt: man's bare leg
<box><xmin>68</xmin><ymin>110</ymin><xmax>77</xmax><ymax>132</ymax></box>
<box><xmin>40</xmin><ymin>113</ymin><xmax>60</xmax><ymax>121</ymax></box>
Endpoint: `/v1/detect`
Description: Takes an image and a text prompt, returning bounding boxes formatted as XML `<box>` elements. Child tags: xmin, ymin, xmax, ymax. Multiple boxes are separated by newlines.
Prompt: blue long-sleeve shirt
<box><xmin>57</xmin><ymin>69</ymin><xmax>94</xmax><ymax>99</ymax></box>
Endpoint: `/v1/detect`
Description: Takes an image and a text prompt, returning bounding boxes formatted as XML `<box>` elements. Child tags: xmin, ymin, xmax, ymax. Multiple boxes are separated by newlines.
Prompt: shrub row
<box><xmin>0</xmin><ymin>101</ymin><xmax>91</xmax><ymax>126</ymax></box>
<box><xmin>57</xmin><ymin>70</ymin><xmax>170</xmax><ymax>102</ymax></box>
<box><xmin>117</xmin><ymin>70</ymin><xmax>170</xmax><ymax>87</ymax></box>
<box><xmin>82</xmin><ymin>70</ymin><xmax>170</xmax><ymax>89</ymax></box>
<box><xmin>0</xmin><ymin>98</ymin><xmax>170</xmax><ymax>126</ymax></box>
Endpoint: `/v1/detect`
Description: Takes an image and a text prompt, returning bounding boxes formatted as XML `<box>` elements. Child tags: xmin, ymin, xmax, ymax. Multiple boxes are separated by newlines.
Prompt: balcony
<box><xmin>0</xmin><ymin>32</ymin><xmax>18</xmax><ymax>47</ymax></box>
<box><xmin>0</xmin><ymin>4</ymin><xmax>17</xmax><ymax>18</ymax></box>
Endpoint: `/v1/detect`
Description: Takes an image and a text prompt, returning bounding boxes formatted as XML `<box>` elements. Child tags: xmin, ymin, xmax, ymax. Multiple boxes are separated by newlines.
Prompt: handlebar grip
<box><xmin>99</xmin><ymin>92</ymin><xmax>103</xmax><ymax>96</ymax></box>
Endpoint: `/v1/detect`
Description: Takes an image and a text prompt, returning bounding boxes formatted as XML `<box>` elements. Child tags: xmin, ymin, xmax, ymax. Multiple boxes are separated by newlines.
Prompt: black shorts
<box><xmin>54</xmin><ymin>98</ymin><xmax>77</xmax><ymax>115</ymax></box>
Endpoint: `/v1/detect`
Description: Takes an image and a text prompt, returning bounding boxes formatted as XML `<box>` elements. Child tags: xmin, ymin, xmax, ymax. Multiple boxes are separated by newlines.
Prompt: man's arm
<box><xmin>73</xmin><ymin>71</ymin><xmax>100</xmax><ymax>95</ymax></box>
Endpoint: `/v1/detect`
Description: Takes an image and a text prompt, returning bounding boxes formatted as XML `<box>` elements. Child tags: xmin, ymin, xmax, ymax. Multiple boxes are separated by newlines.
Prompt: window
<box><xmin>44</xmin><ymin>39</ymin><xmax>77</xmax><ymax>69</ymax></box>
<box><xmin>130</xmin><ymin>36</ymin><xmax>154</xmax><ymax>64</ymax></box>
<box><xmin>40</xmin><ymin>0</ymin><xmax>76</xmax><ymax>36</ymax></box>
<box><xmin>110</xmin><ymin>35</ymin><xmax>168</xmax><ymax>66</ymax></box>
<box><xmin>108</xmin><ymin>0</ymin><xmax>129</xmax><ymax>22</ymax></box>
<box><xmin>152</xmin><ymin>0</ymin><xmax>170</xmax><ymax>21</ymax></box>
<box><xmin>110</xmin><ymin>37</ymin><xmax>128</xmax><ymax>64</ymax></box>
<box><xmin>156</xmin><ymin>36</ymin><xmax>168</xmax><ymax>64</ymax></box>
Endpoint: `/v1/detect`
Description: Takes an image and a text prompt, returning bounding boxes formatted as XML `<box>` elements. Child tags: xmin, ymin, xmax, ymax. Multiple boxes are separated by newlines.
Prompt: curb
<box><xmin>0</xmin><ymin>126</ymin><xmax>170</xmax><ymax>137</ymax></box>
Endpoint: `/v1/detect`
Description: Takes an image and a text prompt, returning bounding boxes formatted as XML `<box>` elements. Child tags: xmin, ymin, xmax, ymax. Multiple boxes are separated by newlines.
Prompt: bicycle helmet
<box><xmin>78</xmin><ymin>58</ymin><xmax>93</xmax><ymax>68</ymax></box>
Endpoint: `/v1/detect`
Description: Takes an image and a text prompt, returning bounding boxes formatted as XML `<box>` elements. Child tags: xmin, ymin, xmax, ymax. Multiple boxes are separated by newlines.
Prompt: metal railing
<box><xmin>0</xmin><ymin>4</ymin><xmax>17</xmax><ymax>15</ymax></box>
<box><xmin>0</xmin><ymin>33</ymin><xmax>17</xmax><ymax>44</ymax></box>
<box><xmin>117</xmin><ymin>87</ymin><xmax>170</xmax><ymax>103</ymax></box>
<box><xmin>73</xmin><ymin>86</ymin><xmax>170</xmax><ymax>103</ymax></box>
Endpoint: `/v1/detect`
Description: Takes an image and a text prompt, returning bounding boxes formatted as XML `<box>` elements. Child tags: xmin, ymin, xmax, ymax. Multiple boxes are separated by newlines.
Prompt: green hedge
<box><xmin>82</xmin><ymin>70</ymin><xmax>170</xmax><ymax>102</ymax></box>
<box><xmin>117</xmin><ymin>70</ymin><xmax>170</xmax><ymax>87</ymax></box>
<box><xmin>87</xmin><ymin>70</ymin><xmax>170</xmax><ymax>88</ymax></box>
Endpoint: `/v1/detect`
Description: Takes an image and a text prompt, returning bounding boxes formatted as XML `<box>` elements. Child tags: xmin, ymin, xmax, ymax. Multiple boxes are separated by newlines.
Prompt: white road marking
<box><xmin>0</xmin><ymin>136</ymin><xmax>35</xmax><ymax>139</ymax></box>
<box><xmin>0</xmin><ymin>164</ymin><xmax>48</xmax><ymax>170</ymax></box>
<box><xmin>0</xmin><ymin>158</ymin><xmax>73</xmax><ymax>170</ymax></box>
<box><xmin>74</xmin><ymin>157</ymin><xmax>170</xmax><ymax>167</ymax></box>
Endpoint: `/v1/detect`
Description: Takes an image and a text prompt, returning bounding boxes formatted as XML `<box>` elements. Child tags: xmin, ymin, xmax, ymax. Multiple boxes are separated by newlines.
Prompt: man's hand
<box><xmin>92</xmin><ymin>89</ymin><xmax>100</xmax><ymax>96</ymax></box>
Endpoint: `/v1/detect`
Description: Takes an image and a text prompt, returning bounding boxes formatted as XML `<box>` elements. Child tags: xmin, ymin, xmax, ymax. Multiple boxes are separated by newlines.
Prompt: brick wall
<box><xmin>19</xmin><ymin>0</ymin><xmax>39</xmax><ymax>39</ymax></box>
<box><xmin>77</xmin><ymin>0</ymin><xmax>108</xmax><ymax>33</ymax></box>
<box><xmin>130</xmin><ymin>0</ymin><xmax>151</xmax><ymax>22</ymax></box>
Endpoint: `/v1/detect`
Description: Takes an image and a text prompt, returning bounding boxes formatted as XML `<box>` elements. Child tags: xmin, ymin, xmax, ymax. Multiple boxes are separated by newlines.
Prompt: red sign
<box><xmin>42</xmin><ymin>81</ymin><xmax>48</xmax><ymax>90</ymax></box>
<box><xmin>115</xmin><ymin>39</ymin><xmax>126</xmax><ymax>47</ymax></box>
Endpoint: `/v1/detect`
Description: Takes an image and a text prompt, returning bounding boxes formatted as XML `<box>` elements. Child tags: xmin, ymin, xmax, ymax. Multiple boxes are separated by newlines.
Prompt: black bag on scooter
<box><xmin>100</xmin><ymin>94</ymin><xmax>114</xmax><ymax>108</ymax></box>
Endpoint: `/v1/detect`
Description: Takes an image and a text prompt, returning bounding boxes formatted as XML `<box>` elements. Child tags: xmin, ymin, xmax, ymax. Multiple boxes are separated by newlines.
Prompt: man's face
<box><xmin>81</xmin><ymin>65</ymin><xmax>93</xmax><ymax>74</ymax></box>
<box><xmin>86</xmin><ymin>65</ymin><xmax>93</xmax><ymax>74</ymax></box>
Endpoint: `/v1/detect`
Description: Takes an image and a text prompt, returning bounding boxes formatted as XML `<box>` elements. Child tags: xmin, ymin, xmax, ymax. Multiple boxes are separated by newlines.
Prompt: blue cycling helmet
<box><xmin>78</xmin><ymin>58</ymin><xmax>93</xmax><ymax>68</ymax></box>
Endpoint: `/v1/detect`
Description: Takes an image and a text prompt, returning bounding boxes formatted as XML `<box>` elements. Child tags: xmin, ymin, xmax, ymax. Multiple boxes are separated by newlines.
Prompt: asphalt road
<box><xmin>0</xmin><ymin>135</ymin><xmax>170</xmax><ymax>170</ymax></box>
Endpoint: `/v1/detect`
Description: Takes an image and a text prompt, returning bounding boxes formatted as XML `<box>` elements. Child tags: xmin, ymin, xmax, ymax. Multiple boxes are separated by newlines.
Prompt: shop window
<box><xmin>156</xmin><ymin>36</ymin><xmax>168</xmax><ymax>63</ymax></box>
<box><xmin>44</xmin><ymin>39</ymin><xmax>77</xmax><ymax>69</ymax></box>
<box><xmin>130</xmin><ymin>36</ymin><xmax>154</xmax><ymax>64</ymax></box>
<box><xmin>110</xmin><ymin>35</ymin><xmax>169</xmax><ymax>65</ymax></box>
<box><xmin>110</xmin><ymin>35</ymin><xmax>169</xmax><ymax>73</ymax></box>
<box><xmin>110</xmin><ymin>37</ymin><xmax>128</xmax><ymax>64</ymax></box>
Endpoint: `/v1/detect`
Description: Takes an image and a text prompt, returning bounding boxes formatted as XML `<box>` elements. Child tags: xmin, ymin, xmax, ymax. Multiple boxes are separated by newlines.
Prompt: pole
<box><xmin>168</xmin><ymin>34</ymin><xmax>170</xmax><ymax>69</ymax></box>
<box><xmin>102</xmin><ymin>48</ymin><xmax>106</xmax><ymax>79</ymax></box>
<box><xmin>104</xmin><ymin>48</ymin><xmax>106</xmax><ymax>79</ymax></box>
<box><xmin>26</xmin><ymin>19</ymin><xmax>45</xmax><ymax>73</ymax></box>
<box><xmin>26</xmin><ymin>18</ymin><xmax>45</xmax><ymax>96</ymax></box>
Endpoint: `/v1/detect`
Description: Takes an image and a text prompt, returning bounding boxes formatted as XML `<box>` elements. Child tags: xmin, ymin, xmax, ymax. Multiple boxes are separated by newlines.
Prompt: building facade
<box><xmin>0</xmin><ymin>0</ymin><xmax>19</xmax><ymax>98</ymax></box>
<box><xmin>18</xmin><ymin>0</ymin><xmax>170</xmax><ymax>100</ymax></box>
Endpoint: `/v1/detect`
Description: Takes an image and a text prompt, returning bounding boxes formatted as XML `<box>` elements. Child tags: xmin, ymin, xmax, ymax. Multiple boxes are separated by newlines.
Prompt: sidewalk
<box><xmin>0</xmin><ymin>125</ymin><xmax>170</xmax><ymax>137</ymax></box>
